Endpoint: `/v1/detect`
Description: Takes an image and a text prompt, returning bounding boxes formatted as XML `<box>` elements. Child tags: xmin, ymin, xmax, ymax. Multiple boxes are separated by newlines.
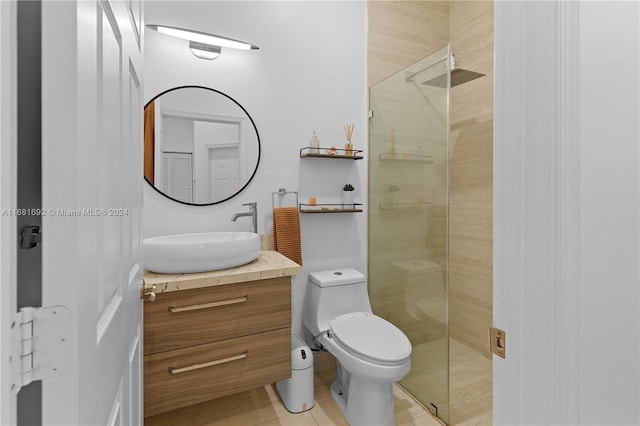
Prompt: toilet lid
<box><xmin>329</xmin><ymin>313</ymin><xmax>412</xmax><ymax>365</ymax></box>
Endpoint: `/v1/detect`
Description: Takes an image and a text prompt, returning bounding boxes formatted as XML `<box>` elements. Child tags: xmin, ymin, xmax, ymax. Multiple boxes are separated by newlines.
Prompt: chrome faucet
<box><xmin>231</xmin><ymin>202</ymin><xmax>258</xmax><ymax>233</ymax></box>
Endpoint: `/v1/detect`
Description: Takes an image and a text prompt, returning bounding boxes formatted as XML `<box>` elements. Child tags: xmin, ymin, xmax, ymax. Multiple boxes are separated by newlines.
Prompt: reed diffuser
<box><xmin>344</xmin><ymin>123</ymin><xmax>354</xmax><ymax>156</ymax></box>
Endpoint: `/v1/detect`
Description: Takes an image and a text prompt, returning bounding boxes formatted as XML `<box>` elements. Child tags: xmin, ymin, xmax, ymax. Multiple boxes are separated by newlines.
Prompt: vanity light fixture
<box><xmin>147</xmin><ymin>24</ymin><xmax>259</xmax><ymax>60</ymax></box>
<box><xmin>189</xmin><ymin>41</ymin><xmax>221</xmax><ymax>60</ymax></box>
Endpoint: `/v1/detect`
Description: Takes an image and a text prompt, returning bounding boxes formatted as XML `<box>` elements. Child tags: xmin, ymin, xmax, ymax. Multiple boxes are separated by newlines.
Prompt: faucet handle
<box><xmin>240</xmin><ymin>202</ymin><xmax>258</xmax><ymax>234</ymax></box>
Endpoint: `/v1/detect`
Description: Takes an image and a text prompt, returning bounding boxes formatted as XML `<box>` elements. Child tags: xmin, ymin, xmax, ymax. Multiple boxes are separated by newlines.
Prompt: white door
<box><xmin>40</xmin><ymin>1</ymin><xmax>144</xmax><ymax>424</ymax></box>
<box><xmin>209</xmin><ymin>147</ymin><xmax>241</xmax><ymax>201</ymax></box>
<box><xmin>162</xmin><ymin>152</ymin><xmax>194</xmax><ymax>204</ymax></box>
<box><xmin>494</xmin><ymin>1</ymin><xmax>640</xmax><ymax>424</ymax></box>
<box><xmin>193</xmin><ymin>120</ymin><xmax>240</xmax><ymax>203</ymax></box>
<box><xmin>0</xmin><ymin>1</ymin><xmax>18</xmax><ymax>424</ymax></box>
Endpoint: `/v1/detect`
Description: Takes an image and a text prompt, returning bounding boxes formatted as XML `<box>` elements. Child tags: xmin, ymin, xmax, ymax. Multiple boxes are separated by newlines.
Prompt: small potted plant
<box><xmin>342</xmin><ymin>183</ymin><xmax>355</xmax><ymax>208</ymax></box>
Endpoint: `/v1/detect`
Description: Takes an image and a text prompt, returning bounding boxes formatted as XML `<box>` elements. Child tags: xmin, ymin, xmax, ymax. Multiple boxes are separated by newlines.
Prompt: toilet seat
<box><xmin>329</xmin><ymin>312</ymin><xmax>412</xmax><ymax>366</ymax></box>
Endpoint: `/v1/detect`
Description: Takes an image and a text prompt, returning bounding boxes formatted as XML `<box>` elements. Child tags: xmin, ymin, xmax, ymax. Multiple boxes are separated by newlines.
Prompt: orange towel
<box><xmin>273</xmin><ymin>207</ymin><xmax>303</xmax><ymax>266</ymax></box>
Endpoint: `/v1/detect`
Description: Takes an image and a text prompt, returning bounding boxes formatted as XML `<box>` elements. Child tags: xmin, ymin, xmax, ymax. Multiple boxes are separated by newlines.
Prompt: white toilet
<box><xmin>302</xmin><ymin>268</ymin><xmax>412</xmax><ymax>426</ymax></box>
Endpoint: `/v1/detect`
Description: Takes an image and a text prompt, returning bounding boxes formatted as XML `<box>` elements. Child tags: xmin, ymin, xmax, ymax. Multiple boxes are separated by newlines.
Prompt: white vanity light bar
<box><xmin>147</xmin><ymin>25</ymin><xmax>259</xmax><ymax>51</ymax></box>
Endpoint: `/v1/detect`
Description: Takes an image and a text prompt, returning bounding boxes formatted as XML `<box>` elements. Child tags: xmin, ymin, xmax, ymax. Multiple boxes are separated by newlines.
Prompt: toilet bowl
<box><xmin>303</xmin><ymin>269</ymin><xmax>412</xmax><ymax>426</ymax></box>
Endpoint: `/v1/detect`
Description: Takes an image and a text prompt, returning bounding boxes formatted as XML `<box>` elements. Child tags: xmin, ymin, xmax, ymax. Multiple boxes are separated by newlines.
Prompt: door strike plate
<box><xmin>490</xmin><ymin>327</ymin><xmax>506</xmax><ymax>358</ymax></box>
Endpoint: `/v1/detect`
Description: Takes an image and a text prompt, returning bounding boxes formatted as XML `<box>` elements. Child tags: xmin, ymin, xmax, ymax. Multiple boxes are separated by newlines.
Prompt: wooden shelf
<box><xmin>299</xmin><ymin>203</ymin><xmax>363</xmax><ymax>213</ymax></box>
<box><xmin>300</xmin><ymin>147</ymin><xmax>363</xmax><ymax>160</ymax></box>
<box><xmin>379</xmin><ymin>152</ymin><xmax>433</xmax><ymax>164</ymax></box>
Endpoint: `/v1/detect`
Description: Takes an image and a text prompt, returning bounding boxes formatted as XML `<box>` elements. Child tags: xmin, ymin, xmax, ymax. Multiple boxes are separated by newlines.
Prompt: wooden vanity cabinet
<box><xmin>143</xmin><ymin>277</ymin><xmax>291</xmax><ymax>417</ymax></box>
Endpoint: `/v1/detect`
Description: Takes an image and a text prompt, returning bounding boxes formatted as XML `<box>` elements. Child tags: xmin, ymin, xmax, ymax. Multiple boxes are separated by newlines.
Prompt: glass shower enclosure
<box><xmin>368</xmin><ymin>46</ymin><xmax>451</xmax><ymax>424</ymax></box>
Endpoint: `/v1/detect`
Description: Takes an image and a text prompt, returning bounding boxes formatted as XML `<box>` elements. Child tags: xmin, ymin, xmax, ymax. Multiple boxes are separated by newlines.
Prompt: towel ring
<box><xmin>272</xmin><ymin>188</ymin><xmax>298</xmax><ymax>210</ymax></box>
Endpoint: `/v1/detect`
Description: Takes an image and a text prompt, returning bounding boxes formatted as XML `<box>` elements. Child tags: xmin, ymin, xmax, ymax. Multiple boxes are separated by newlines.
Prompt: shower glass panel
<box><xmin>368</xmin><ymin>45</ymin><xmax>450</xmax><ymax>424</ymax></box>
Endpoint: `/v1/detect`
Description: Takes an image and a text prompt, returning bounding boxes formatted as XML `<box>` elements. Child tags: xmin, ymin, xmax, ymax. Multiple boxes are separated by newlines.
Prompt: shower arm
<box><xmin>404</xmin><ymin>53</ymin><xmax>453</xmax><ymax>82</ymax></box>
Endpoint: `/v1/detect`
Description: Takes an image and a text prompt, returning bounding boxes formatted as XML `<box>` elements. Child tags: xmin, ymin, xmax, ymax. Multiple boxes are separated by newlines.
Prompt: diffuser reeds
<box><xmin>344</xmin><ymin>123</ymin><xmax>355</xmax><ymax>155</ymax></box>
<box><xmin>344</xmin><ymin>124</ymin><xmax>355</xmax><ymax>142</ymax></box>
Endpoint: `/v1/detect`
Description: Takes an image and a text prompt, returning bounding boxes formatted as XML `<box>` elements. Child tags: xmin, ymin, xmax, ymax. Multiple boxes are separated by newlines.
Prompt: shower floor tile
<box><xmin>449</xmin><ymin>339</ymin><xmax>492</xmax><ymax>425</ymax></box>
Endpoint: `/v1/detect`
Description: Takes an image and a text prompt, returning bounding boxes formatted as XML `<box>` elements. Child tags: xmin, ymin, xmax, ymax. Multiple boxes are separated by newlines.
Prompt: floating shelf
<box><xmin>300</xmin><ymin>146</ymin><xmax>363</xmax><ymax>160</ymax></box>
<box><xmin>379</xmin><ymin>152</ymin><xmax>434</xmax><ymax>164</ymax></box>
<box><xmin>379</xmin><ymin>202</ymin><xmax>431</xmax><ymax>211</ymax></box>
<box><xmin>299</xmin><ymin>203</ymin><xmax>363</xmax><ymax>213</ymax></box>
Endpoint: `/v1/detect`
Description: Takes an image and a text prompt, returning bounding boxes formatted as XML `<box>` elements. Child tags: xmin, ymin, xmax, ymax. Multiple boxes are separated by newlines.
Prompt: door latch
<box><xmin>20</xmin><ymin>226</ymin><xmax>41</xmax><ymax>250</ymax></box>
<box><xmin>490</xmin><ymin>327</ymin><xmax>506</xmax><ymax>358</ymax></box>
<box><xmin>142</xmin><ymin>282</ymin><xmax>157</xmax><ymax>302</ymax></box>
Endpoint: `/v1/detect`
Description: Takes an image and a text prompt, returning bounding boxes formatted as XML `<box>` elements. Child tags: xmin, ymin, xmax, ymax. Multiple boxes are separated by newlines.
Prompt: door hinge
<box><xmin>9</xmin><ymin>306</ymin><xmax>72</xmax><ymax>394</ymax></box>
<box><xmin>428</xmin><ymin>403</ymin><xmax>438</xmax><ymax>417</ymax></box>
<box><xmin>489</xmin><ymin>327</ymin><xmax>506</xmax><ymax>358</ymax></box>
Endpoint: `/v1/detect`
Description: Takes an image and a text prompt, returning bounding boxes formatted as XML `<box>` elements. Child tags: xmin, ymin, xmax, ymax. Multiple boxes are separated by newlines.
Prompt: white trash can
<box><xmin>276</xmin><ymin>335</ymin><xmax>314</xmax><ymax>413</ymax></box>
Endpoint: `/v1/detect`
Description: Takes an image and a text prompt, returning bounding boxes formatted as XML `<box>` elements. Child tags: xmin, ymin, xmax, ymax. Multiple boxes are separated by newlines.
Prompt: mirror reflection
<box><xmin>144</xmin><ymin>86</ymin><xmax>260</xmax><ymax>205</ymax></box>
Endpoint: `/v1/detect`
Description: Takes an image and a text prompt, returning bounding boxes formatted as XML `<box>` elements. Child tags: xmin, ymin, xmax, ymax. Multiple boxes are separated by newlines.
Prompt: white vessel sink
<box><xmin>143</xmin><ymin>232</ymin><xmax>261</xmax><ymax>274</ymax></box>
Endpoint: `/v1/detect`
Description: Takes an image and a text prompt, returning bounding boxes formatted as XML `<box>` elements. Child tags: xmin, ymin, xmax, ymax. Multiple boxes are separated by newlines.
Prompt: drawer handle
<box><xmin>168</xmin><ymin>296</ymin><xmax>248</xmax><ymax>313</ymax></box>
<box><xmin>168</xmin><ymin>352</ymin><xmax>248</xmax><ymax>374</ymax></box>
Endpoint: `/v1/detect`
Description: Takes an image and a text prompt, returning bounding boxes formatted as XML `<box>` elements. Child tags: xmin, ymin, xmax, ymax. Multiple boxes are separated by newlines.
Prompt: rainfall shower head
<box><xmin>406</xmin><ymin>52</ymin><xmax>485</xmax><ymax>88</ymax></box>
<box><xmin>420</xmin><ymin>68</ymin><xmax>486</xmax><ymax>88</ymax></box>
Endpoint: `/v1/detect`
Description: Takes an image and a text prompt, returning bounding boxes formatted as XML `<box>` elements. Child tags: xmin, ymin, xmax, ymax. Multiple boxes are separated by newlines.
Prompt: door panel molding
<box><xmin>494</xmin><ymin>1</ymin><xmax>581</xmax><ymax>423</ymax></box>
<box><xmin>0</xmin><ymin>1</ymin><xmax>18</xmax><ymax>424</ymax></box>
<box><xmin>550</xmin><ymin>2</ymin><xmax>580</xmax><ymax>423</ymax></box>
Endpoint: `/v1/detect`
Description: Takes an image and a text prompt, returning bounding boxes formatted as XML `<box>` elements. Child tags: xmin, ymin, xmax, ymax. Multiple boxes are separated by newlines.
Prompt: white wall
<box><xmin>162</xmin><ymin>116</ymin><xmax>193</xmax><ymax>152</ymax></box>
<box><xmin>494</xmin><ymin>1</ymin><xmax>640</xmax><ymax>424</ymax></box>
<box><xmin>143</xmin><ymin>1</ymin><xmax>367</xmax><ymax>335</ymax></box>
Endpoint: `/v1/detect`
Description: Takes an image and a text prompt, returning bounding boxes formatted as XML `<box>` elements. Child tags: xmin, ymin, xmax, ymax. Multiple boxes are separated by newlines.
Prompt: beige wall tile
<box><xmin>368</xmin><ymin>1</ymin><xmax>450</xmax><ymax>86</ymax></box>
<box><xmin>448</xmin><ymin>0</ymin><xmax>494</xmax><ymax>358</ymax></box>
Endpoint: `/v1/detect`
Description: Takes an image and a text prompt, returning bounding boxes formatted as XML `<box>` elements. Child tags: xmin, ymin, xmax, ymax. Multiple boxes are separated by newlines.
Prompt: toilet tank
<box><xmin>302</xmin><ymin>268</ymin><xmax>373</xmax><ymax>337</ymax></box>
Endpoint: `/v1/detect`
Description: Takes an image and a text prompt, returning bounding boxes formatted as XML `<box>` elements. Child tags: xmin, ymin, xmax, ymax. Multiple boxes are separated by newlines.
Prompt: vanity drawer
<box><xmin>144</xmin><ymin>277</ymin><xmax>290</xmax><ymax>355</ymax></box>
<box><xmin>143</xmin><ymin>327</ymin><xmax>290</xmax><ymax>417</ymax></box>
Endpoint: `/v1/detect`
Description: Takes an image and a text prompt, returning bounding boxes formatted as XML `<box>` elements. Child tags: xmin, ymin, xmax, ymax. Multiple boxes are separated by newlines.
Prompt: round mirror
<box><xmin>144</xmin><ymin>86</ymin><xmax>261</xmax><ymax>205</ymax></box>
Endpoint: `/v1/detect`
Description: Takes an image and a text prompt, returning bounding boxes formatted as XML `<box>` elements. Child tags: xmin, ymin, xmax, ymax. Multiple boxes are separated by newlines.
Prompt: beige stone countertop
<box><xmin>143</xmin><ymin>250</ymin><xmax>302</xmax><ymax>294</ymax></box>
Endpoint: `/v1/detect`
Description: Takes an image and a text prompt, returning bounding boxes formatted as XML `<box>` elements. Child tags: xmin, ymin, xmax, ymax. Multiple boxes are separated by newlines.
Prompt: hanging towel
<box><xmin>273</xmin><ymin>207</ymin><xmax>303</xmax><ymax>266</ymax></box>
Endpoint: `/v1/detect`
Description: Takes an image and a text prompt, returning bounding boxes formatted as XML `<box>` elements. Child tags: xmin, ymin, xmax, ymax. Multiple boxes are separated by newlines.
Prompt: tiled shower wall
<box><xmin>367</xmin><ymin>0</ymin><xmax>494</xmax><ymax>358</ymax></box>
<box><xmin>367</xmin><ymin>0</ymin><xmax>450</xmax><ymax>346</ymax></box>
<box><xmin>448</xmin><ymin>1</ymin><xmax>493</xmax><ymax>359</ymax></box>
<box><xmin>368</xmin><ymin>1</ymin><xmax>449</xmax><ymax>87</ymax></box>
